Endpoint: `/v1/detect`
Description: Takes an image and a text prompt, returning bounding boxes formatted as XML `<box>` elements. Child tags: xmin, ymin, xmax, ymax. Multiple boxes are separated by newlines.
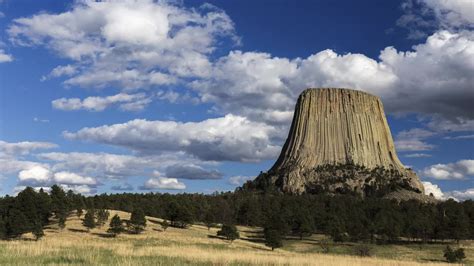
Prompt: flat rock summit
<box><xmin>244</xmin><ymin>88</ymin><xmax>430</xmax><ymax>201</ymax></box>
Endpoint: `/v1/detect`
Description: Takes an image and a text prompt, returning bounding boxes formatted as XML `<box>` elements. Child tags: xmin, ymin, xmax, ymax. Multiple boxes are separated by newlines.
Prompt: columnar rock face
<box><xmin>274</xmin><ymin>88</ymin><xmax>405</xmax><ymax>173</ymax></box>
<box><xmin>248</xmin><ymin>88</ymin><xmax>426</xmax><ymax>199</ymax></box>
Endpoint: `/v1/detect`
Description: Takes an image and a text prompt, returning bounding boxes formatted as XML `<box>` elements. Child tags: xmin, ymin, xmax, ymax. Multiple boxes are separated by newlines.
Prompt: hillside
<box><xmin>0</xmin><ymin>210</ymin><xmax>469</xmax><ymax>265</ymax></box>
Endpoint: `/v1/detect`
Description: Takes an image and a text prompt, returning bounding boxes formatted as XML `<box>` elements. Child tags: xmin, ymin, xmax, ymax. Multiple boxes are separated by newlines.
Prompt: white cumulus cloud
<box><xmin>53</xmin><ymin>171</ymin><xmax>97</xmax><ymax>186</ymax></box>
<box><xmin>63</xmin><ymin>114</ymin><xmax>281</xmax><ymax>162</ymax></box>
<box><xmin>52</xmin><ymin>93</ymin><xmax>151</xmax><ymax>111</ymax></box>
<box><xmin>0</xmin><ymin>140</ymin><xmax>57</xmax><ymax>157</ymax></box>
<box><xmin>421</xmin><ymin>0</ymin><xmax>474</xmax><ymax>28</ymax></box>
<box><xmin>60</xmin><ymin>184</ymin><xmax>96</xmax><ymax>195</ymax></box>
<box><xmin>0</xmin><ymin>49</ymin><xmax>13</xmax><ymax>62</ymax></box>
<box><xmin>422</xmin><ymin>181</ymin><xmax>445</xmax><ymax>200</ymax></box>
<box><xmin>423</xmin><ymin>159</ymin><xmax>474</xmax><ymax>179</ymax></box>
<box><xmin>141</xmin><ymin>171</ymin><xmax>185</xmax><ymax>190</ymax></box>
<box><xmin>38</xmin><ymin>151</ymin><xmax>203</xmax><ymax>179</ymax></box>
<box><xmin>192</xmin><ymin>30</ymin><xmax>474</xmax><ymax>129</ymax></box>
<box><xmin>446</xmin><ymin>188</ymin><xmax>474</xmax><ymax>201</ymax></box>
<box><xmin>41</xmin><ymin>64</ymin><xmax>77</xmax><ymax>81</ymax></box>
<box><xmin>228</xmin><ymin>175</ymin><xmax>254</xmax><ymax>186</ymax></box>
<box><xmin>8</xmin><ymin>0</ymin><xmax>237</xmax><ymax>89</ymax></box>
<box><xmin>18</xmin><ymin>165</ymin><xmax>52</xmax><ymax>184</ymax></box>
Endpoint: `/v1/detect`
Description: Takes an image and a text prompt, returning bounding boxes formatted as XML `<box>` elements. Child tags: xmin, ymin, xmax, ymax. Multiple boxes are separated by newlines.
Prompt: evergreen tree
<box><xmin>327</xmin><ymin>215</ymin><xmax>346</xmax><ymax>242</ymax></box>
<box><xmin>77</xmin><ymin>208</ymin><xmax>83</xmax><ymax>218</ymax></box>
<box><xmin>5</xmin><ymin>208</ymin><xmax>29</xmax><ymax>238</ymax></box>
<box><xmin>83</xmin><ymin>209</ymin><xmax>96</xmax><ymax>231</ymax></box>
<box><xmin>96</xmin><ymin>209</ymin><xmax>110</xmax><ymax>227</ymax></box>
<box><xmin>32</xmin><ymin>221</ymin><xmax>44</xmax><ymax>240</ymax></box>
<box><xmin>50</xmin><ymin>185</ymin><xmax>67</xmax><ymax>217</ymax></box>
<box><xmin>72</xmin><ymin>194</ymin><xmax>85</xmax><ymax>215</ymax></box>
<box><xmin>264</xmin><ymin>229</ymin><xmax>283</xmax><ymax>251</ymax></box>
<box><xmin>203</xmin><ymin>209</ymin><xmax>216</xmax><ymax>230</ymax></box>
<box><xmin>293</xmin><ymin>208</ymin><xmax>314</xmax><ymax>240</ymax></box>
<box><xmin>165</xmin><ymin>201</ymin><xmax>193</xmax><ymax>228</ymax></box>
<box><xmin>374</xmin><ymin>205</ymin><xmax>402</xmax><ymax>242</ymax></box>
<box><xmin>217</xmin><ymin>224</ymin><xmax>239</xmax><ymax>242</ymax></box>
<box><xmin>37</xmin><ymin>188</ymin><xmax>52</xmax><ymax>224</ymax></box>
<box><xmin>130</xmin><ymin>208</ymin><xmax>146</xmax><ymax>234</ymax></box>
<box><xmin>443</xmin><ymin>200</ymin><xmax>469</xmax><ymax>243</ymax></box>
<box><xmin>161</xmin><ymin>220</ymin><xmax>169</xmax><ymax>231</ymax></box>
<box><xmin>346</xmin><ymin>211</ymin><xmax>370</xmax><ymax>242</ymax></box>
<box><xmin>58</xmin><ymin>213</ymin><xmax>66</xmax><ymax>230</ymax></box>
<box><xmin>15</xmin><ymin>187</ymin><xmax>38</xmax><ymax>231</ymax></box>
<box><xmin>107</xmin><ymin>214</ymin><xmax>123</xmax><ymax>236</ymax></box>
<box><xmin>66</xmin><ymin>190</ymin><xmax>76</xmax><ymax>212</ymax></box>
<box><xmin>263</xmin><ymin>209</ymin><xmax>287</xmax><ymax>251</ymax></box>
<box><xmin>0</xmin><ymin>217</ymin><xmax>6</xmax><ymax>239</ymax></box>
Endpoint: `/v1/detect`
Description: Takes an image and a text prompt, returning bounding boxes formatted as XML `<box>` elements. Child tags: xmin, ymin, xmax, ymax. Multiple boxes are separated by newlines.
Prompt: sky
<box><xmin>0</xmin><ymin>0</ymin><xmax>473</xmax><ymax>200</ymax></box>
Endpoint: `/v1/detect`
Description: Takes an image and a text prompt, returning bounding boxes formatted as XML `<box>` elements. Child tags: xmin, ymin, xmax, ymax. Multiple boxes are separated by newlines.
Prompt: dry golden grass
<box><xmin>0</xmin><ymin>210</ymin><xmax>467</xmax><ymax>265</ymax></box>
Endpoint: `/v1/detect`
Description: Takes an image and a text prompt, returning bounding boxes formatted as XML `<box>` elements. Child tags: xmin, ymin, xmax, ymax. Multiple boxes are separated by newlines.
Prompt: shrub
<box><xmin>76</xmin><ymin>208</ymin><xmax>83</xmax><ymax>218</ymax></box>
<box><xmin>320</xmin><ymin>238</ymin><xmax>330</xmax><ymax>253</ymax></box>
<box><xmin>161</xmin><ymin>220</ymin><xmax>169</xmax><ymax>231</ymax></box>
<box><xmin>354</xmin><ymin>244</ymin><xmax>372</xmax><ymax>257</ymax></box>
<box><xmin>444</xmin><ymin>245</ymin><xmax>466</xmax><ymax>263</ymax></box>
<box><xmin>217</xmin><ymin>224</ymin><xmax>239</xmax><ymax>242</ymax></box>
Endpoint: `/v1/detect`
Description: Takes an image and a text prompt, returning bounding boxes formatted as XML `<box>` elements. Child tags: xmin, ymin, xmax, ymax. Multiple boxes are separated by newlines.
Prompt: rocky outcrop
<box><xmin>246</xmin><ymin>88</ymin><xmax>426</xmax><ymax>200</ymax></box>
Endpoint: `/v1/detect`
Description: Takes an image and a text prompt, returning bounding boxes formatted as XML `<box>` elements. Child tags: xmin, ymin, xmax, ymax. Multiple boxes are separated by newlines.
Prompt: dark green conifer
<box><xmin>130</xmin><ymin>208</ymin><xmax>146</xmax><ymax>234</ymax></box>
<box><xmin>83</xmin><ymin>209</ymin><xmax>96</xmax><ymax>231</ymax></box>
<box><xmin>32</xmin><ymin>221</ymin><xmax>44</xmax><ymax>240</ymax></box>
<box><xmin>107</xmin><ymin>214</ymin><xmax>123</xmax><ymax>236</ymax></box>
<box><xmin>217</xmin><ymin>224</ymin><xmax>239</xmax><ymax>242</ymax></box>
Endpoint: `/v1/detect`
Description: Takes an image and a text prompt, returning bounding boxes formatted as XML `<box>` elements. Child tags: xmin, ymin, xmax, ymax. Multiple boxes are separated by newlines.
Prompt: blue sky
<box><xmin>0</xmin><ymin>0</ymin><xmax>473</xmax><ymax>199</ymax></box>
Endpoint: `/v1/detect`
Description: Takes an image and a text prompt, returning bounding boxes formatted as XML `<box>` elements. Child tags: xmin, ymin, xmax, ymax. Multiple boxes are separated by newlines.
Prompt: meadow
<box><xmin>0</xmin><ymin>210</ymin><xmax>470</xmax><ymax>265</ymax></box>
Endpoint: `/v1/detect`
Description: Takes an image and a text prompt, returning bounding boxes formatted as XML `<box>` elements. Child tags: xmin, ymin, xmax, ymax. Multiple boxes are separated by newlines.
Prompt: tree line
<box><xmin>1</xmin><ymin>186</ymin><xmax>473</xmax><ymax>247</ymax></box>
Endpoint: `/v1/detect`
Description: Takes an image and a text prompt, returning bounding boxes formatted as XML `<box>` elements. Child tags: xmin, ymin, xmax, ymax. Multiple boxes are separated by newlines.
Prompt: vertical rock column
<box><xmin>264</xmin><ymin>88</ymin><xmax>424</xmax><ymax>195</ymax></box>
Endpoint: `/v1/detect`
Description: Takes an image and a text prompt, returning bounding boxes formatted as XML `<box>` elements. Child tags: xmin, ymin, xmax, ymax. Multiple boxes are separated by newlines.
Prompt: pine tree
<box><xmin>15</xmin><ymin>187</ymin><xmax>38</xmax><ymax>231</ymax></box>
<box><xmin>293</xmin><ymin>208</ymin><xmax>314</xmax><ymax>240</ymax></box>
<box><xmin>76</xmin><ymin>208</ymin><xmax>83</xmax><ymax>218</ymax></box>
<box><xmin>5</xmin><ymin>209</ymin><xmax>29</xmax><ymax>238</ymax></box>
<box><xmin>165</xmin><ymin>201</ymin><xmax>193</xmax><ymax>228</ymax></box>
<box><xmin>264</xmin><ymin>229</ymin><xmax>283</xmax><ymax>251</ymax></box>
<box><xmin>161</xmin><ymin>220</ymin><xmax>169</xmax><ymax>231</ymax></box>
<box><xmin>262</xmin><ymin>201</ymin><xmax>288</xmax><ymax>251</ymax></box>
<box><xmin>83</xmin><ymin>210</ymin><xmax>96</xmax><ymax>231</ymax></box>
<box><xmin>0</xmin><ymin>217</ymin><xmax>6</xmax><ymax>240</ymax></box>
<box><xmin>217</xmin><ymin>224</ymin><xmax>239</xmax><ymax>242</ymax></box>
<box><xmin>443</xmin><ymin>200</ymin><xmax>470</xmax><ymax>243</ymax></box>
<box><xmin>50</xmin><ymin>185</ymin><xmax>67</xmax><ymax>218</ymax></box>
<box><xmin>58</xmin><ymin>214</ymin><xmax>66</xmax><ymax>230</ymax></box>
<box><xmin>96</xmin><ymin>209</ymin><xmax>110</xmax><ymax>227</ymax></box>
<box><xmin>37</xmin><ymin>188</ymin><xmax>52</xmax><ymax>224</ymax></box>
<box><xmin>107</xmin><ymin>214</ymin><xmax>123</xmax><ymax>237</ymax></box>
<box><xmin>130</xmin><ymin>208</ymin><xmax>146</xmax><ymax>234</ymax></box>
<box><xmin>203</xmin><ymin>209</ymin><xmax>216</xmax><ymax>230</ymax></box>
<box><xmin>32</xmin><ymin>221</ymin><xmax>44</xmax><ymax>240</ymax></box>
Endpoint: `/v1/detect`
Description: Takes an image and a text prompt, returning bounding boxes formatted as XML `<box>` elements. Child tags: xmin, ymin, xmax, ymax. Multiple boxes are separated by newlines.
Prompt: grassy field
<box><xmin>0</xmin><ymin>210</ymin><xmax>470</xmax><ymax>265</ymax></box>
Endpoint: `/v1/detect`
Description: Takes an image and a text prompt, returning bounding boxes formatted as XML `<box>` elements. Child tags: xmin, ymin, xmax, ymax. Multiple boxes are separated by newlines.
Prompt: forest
<box><xmin>1</xmin><ymin>185</ymin><xmax>473</xmax><ymax>248</ymax></box>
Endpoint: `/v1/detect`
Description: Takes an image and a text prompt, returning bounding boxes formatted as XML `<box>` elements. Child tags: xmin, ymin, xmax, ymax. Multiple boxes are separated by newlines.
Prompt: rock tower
<box><xmin>247</xmin><ymin>88</ymin><xmax>426</xmax><ymax>200</ymax></box>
